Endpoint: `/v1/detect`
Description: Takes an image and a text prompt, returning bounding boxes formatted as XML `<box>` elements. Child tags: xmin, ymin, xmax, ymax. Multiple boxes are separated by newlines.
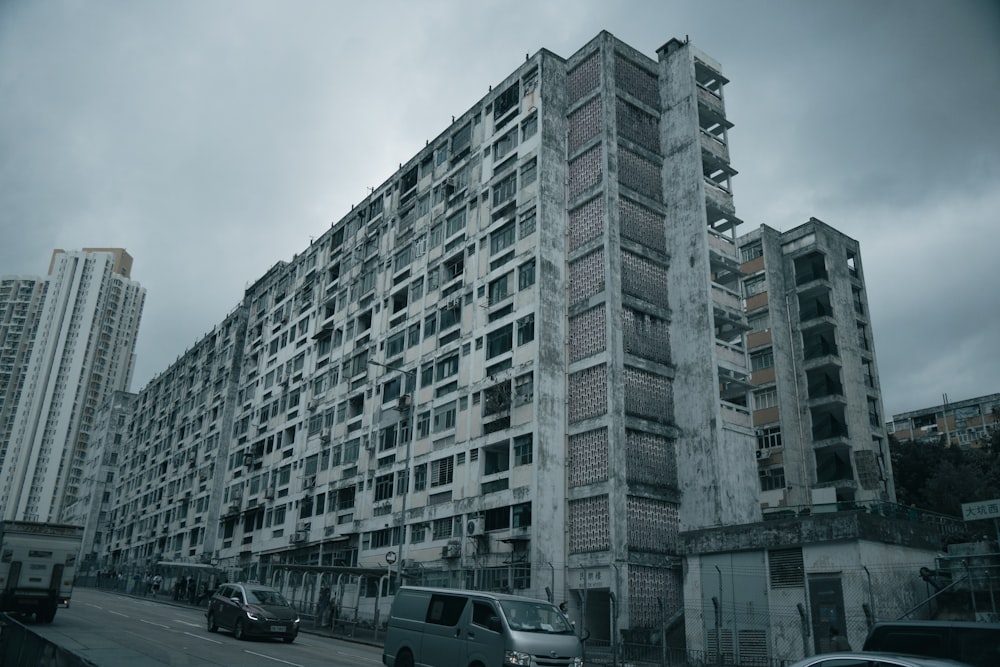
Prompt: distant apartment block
<box><xmin>63</xmin><ymin>390</ymin><xmax>136</xmax><ymax>569</ymax></box>
<box><xmin>888</xmin><ymin>392</ymin><xmax>1000</xmax><ymax>448</ymax></box>
<box><xmin>0</xmin><ymin>248</ymin><xmax>145</xmax><ymax>522</ymax></box>
<box><xmin>0</xmin><ymin>275</ymin><xmax>46</xmax><ymax>473</ymax></box>
<box><xmin>737</xmin><ymin>219</ymin><xmax>895</xmax><ymax>513</ymax></box>
<box><xmin>102</xmin><ymin>31</ymin><xmax>759</xmax><ymax>639</ymax></box>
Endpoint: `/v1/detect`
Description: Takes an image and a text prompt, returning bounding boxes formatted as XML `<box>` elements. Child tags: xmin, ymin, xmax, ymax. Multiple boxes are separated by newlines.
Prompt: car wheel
<box><xmin>395</xmin><ymin>649</ymin><xmax>414</xmax><ymax>667</ymax></box>
<box><xmin>206</xmin><ymin>612</ymin><xmax>218</xmax><ymax>633</ymax></box>
<box><xmin>234</xmin><ymin>619</ymin><xmax>246</xmax><ymax>640</ymax></box>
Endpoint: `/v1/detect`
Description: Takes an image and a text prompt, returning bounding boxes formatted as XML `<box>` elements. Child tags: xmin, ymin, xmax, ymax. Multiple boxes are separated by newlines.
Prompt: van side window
<box><xmin>426</xmin><ymin>594</ymin><xmax>467</xmax><ymax>626</ymax></box>
<box><xmin>472</xmin><ymin>601</ymin><xmax>497</xmax><ymax>629</ymax></box>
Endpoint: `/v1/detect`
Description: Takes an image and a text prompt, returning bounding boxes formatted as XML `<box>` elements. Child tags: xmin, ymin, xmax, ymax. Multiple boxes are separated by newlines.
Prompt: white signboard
<box><xmin>961</xmin><ymin>499</ymin><xmax>1000</xmax><ymax>521</ymax></box>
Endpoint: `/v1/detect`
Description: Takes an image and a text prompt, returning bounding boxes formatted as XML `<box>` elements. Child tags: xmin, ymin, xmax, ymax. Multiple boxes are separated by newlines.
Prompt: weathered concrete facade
<box><xmin>93</xmin><ymin>31</ymin><xmax>758</xmax><ymax>643</ymax></box>
<box><xmin>738</xmin><ymin>219</ymin><xmax>895</xmax><ymax>512</ymax></box>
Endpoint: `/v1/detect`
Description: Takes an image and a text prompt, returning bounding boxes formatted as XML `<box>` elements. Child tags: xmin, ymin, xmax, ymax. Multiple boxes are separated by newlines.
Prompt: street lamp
<box><xmin>369</xmin><ymin>359</ymin><xmax>417</xmax><ymax>592</ymax></box>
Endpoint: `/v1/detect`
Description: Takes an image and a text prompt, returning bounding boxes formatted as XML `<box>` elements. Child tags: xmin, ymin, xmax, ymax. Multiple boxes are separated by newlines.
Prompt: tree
<box><xmin>890</xmin><ymin>438</ymin><xmax>1000</xmax><ymax>516</ymax></box>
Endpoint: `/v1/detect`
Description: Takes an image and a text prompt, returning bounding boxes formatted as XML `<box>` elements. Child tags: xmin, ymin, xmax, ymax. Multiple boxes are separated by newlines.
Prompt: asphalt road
<box><xmin>25</xmin><ymin>588</ymin><xmax>384</xmax><ymax>667</ymax></box>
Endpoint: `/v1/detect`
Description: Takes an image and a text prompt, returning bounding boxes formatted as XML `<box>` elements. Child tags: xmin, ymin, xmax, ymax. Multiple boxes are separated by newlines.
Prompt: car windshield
<box><xmin>499</xmin><ymin>600</ymin><xmax>574</xmax><ymax>634</ymax></box>
<box><xmin>247</xmin><ymin>588</ymin><xmax>289</xmax><ymax>606</ymax></box>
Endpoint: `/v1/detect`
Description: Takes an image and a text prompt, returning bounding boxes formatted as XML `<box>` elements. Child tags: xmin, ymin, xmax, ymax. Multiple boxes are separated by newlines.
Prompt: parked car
<box><xmin>863</xmin><ymin>621</ymin><xmax>1000</xmax><ymax>667</ymax></box>
<box><xmin>206</xmin><ymin>582</ymin><xmax>300</xmax><ymax>643</ymax></box>
<box><xmin>786</xmin><ymin>652</ymin><xmax>973</xmax><ymax>667</ymax></box>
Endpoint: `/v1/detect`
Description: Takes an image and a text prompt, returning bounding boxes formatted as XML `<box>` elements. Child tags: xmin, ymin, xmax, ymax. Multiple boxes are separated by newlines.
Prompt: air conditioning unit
<box><xmin>264</xmin><ymin>488</ymin><xmax>275</xmax><ymax>500</ymax></box>
<box><xmin>295</xmin><ymin>521</ymin><xmax>310</xmax><ymax>533</ymax></box>
<box><xmin>320</xmin><ymin>429</ymin><xmax>332</xmax><ymax>443</ymax></box>
<box><xmin>466</xmin><ymin>517</ymin><xmax>484</xmax><ymax>537</ymax></box>
<box><xmin>304</xmin><ymin>475</ymin><xmax>316</xmax><ymax>489</ymax></box>
<box><xmin>398</xmin><ymin>394</ymin><xmax>412</xmax><ymax>409</ymax></box>
<box><xmin>756</xmin><ymin>449</ymin><xmax>771</xmax><ymax>460</ymax></box>
<box><xmin>442</xmin><ymin>543</ymin><xmax>461</xmax><ymax>559</ymax></box>
<box><xmin>290</xmin><ymin>532</ymin><xmax>306</xmax><ymax>544</ymax></box>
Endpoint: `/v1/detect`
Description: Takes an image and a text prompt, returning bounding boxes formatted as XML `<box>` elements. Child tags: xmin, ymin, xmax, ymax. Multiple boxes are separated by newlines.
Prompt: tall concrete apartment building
<box><xmin>737</xmin><ymin>219</ymin><xmax>895</xmax><ymax>513</ymax></box>
<box><xmin>0</xmin><ymin>248</ymin><xmax>145</xmax><ymax>523</ymax></box>
<box><xmin>103</xmin><ymin>32</ymin><xmax>759</xmax><ymax>638</ymax></box>
<box><xmin>0</xmin><ymin>275</ymin><xmax>46</xmax><ymax>473</ymax></box>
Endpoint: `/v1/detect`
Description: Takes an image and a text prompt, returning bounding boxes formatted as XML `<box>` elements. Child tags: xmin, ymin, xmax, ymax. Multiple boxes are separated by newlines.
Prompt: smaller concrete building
<box><xmin>681</xmin><ymin>509</ymin><xmax>965</xmax><ymax>663</ymax></box>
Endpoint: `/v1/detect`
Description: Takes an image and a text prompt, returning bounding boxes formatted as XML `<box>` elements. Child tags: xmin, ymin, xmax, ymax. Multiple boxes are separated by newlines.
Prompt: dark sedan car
<box><xmin>206</xmin><ymin>582</ymin><xmax>300</xmax><ymax>643</ymax></box>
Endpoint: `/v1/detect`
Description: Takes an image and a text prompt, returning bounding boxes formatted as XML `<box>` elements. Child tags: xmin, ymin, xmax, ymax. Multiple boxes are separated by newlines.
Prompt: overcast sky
<box><xmin>2</xmin><ymin>0</ymin><xmax>998</xmax><ymax>418</ymax></box>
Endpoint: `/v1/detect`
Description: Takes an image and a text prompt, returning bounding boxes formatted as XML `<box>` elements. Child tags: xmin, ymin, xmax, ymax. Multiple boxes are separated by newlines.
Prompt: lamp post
<box><xmin>369</xmin><ymin>359</ymin><xmax>417</xmax><ymax>592</ymax></box>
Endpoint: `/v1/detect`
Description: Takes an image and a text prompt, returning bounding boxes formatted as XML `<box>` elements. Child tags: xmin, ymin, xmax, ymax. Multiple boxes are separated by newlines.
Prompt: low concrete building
<box><xmin>680</xmin><ymin>509</ymin><xmax>963</xmax><ymax>663</ymax></box>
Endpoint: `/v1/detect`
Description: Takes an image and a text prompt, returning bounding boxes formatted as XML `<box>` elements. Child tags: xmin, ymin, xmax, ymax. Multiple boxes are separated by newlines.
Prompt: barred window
<box><xmin>431</xmin><ymin>456</ymin><xmax>454</xmax><ymax>487</ymax></box>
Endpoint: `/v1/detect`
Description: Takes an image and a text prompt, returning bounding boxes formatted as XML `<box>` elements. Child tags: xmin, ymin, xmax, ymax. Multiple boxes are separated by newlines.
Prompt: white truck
<box><xmin>0</xmin><ymin>521</ymin><xmax>84</xmax><ymax>623</ymax></box>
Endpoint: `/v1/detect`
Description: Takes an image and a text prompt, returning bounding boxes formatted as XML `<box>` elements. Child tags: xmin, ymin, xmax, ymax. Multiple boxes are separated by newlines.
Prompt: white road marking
<box><xmin>84</xmin><ymin>603</ymin><xmax>104</xmax><ymax>610</ymax></box>
<box><xmin>183</xmin><ymin>631</ymin><xmax>223</xmax><ymax>644</ymax></box>
<box><xmin>243</xmin><ymin>649</ymin><xmax>304</xmax><ymax>666</ymax></box>
<box><xmin>140</xmin><ymin>619</ymin><xmax>171</xmax><ymax>629</ymax></box>
<box><xmin>174</xmin><ymin>619</ymin><xmax>203</xmax><ymax>627</ymax></box>
<box><xmin>108</xmin><ymin>610</ymin><xmax>130</xmax><ymax>617</ymax></box>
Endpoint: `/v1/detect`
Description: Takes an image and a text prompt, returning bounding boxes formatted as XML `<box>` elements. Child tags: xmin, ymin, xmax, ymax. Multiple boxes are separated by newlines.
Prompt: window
<box><xmin>748</xmin><ymin>312</ymin><xmax>769</xmax><ymax>333</ymax></box>
<box><xmin>759</xmin><ymin>466</ymin><xmax>785</xmax><ymax>492</ymax></box>
<box><xmin>447</xmin><ymin>209</ymin><xmax>466</xmax><ymax>237</ymax></box>
<box><xmin>754</xmin><ymin>387</ymin><xmax>778</xmax><ymax>410</ymax></box>
<box><xmin>520</xmin><ymin>158</ymin><xmax>537</xmax><ymax>187</ymax></box>
<box><xmin>432</xmin><ymin>517</ymin><xmax>453</xmax><ymax>540</ymax></box>
<box><xmin>492</xmin><ymin>172</ymin><xmax>517</xmax><ymax>208</ymax></box>
<box><xmin>757</xmin><ymin>425</ymin><xmax>782</xmax><ymax>450</ymax></box>
<box><xmin>868</xmin><ymin>397</ymin><xmax>881</xmax><ymax>428</ymax></box>
<box><xmin>514</xmin><ymin>434</ymin><xmax>533</xmax><ymax>465</ymax></box>
<box><xmin>740</xmin><ymin>242</ymin><xmax>763</xmax><ymax>263</ymax></box>
<box><xmin>516</xmin><ymin>315</ymin><xmax>534</xmax><ymax>345</ymax></box>
<box><xmin>493</xmin><ymin>128</ymin><xmax>517</xmax><ymax>161</ymax></box>
<box><xmin>750</xmin><ymin>349</ymin><xmax>774</xmax><ymax>371</ymax></box>
<box><xmin>518</xmin><ymin>208</ymin><xmax>536</xmax><ymax>239</ymax></box>
<box><xmin>429</xmin><ymin>222</ymin><xmax>443</xmax><ymax>248</ymax></box>
<box><xmin>518</xmin><ymin>259</ymin><xmax>536</xmax><ymax>290</ymax></box>
<box><xmin>374</xmin><ymin>473</ymin><xmax>394</xmax><ymax>501</ymax></box>
<box><xmin>744</xmin><ymin>276</ymin><xmax>766</xmax><ymax>297</ymax></box>
<box><xmin>413</xmin><ymin>463</ymin><xmax>427</xmax><ymax>491</ymax></box>
<box><xmin>521</xmin><ymin>113</ymin><xmax>538</xmax><ymax>140</ymax></box>
<box><xmin>486</xmin><ymin>325</ymin><xmax>513</xmax><ymax>359</ymax></box>
<box><xmin>386</xmin><ymin>331</ymin><xmax>405</xmax><ymax>358</ymax></box>
<box><xmin>472</xmin><ymin>601</ymin><xmax>498</xmax><ymax>629</ymax></box>
<box><xmin>483</xmin><ymin>442</ymin><xmax>510</xmax><ymax>474</ymax></box>
<box><xmin>488</xmin><ymin>274</ymin><xmax>510</xmax><ymax>304</ymax></box>
<box><xmin>417</xmin><ymin>410</ymin><xmax>430</xmax><ymax>438</ymax></box>
<box><xmin>430</xmin><ymin>456</ymin><xmax>454</xmax><ymax>487</ymax></box>
<box><xmin>433</xmin><ymin>402</ymin><xmax>457</xmax><ymax>432</ymax></box>
<box><xmin>514</xmin><ymin>373</ymin><xmax>533</xmax><ymax>404</ymax></box>
<box><xmin>436</xmin><ymin>355</ymin><xmax>459</xmax><ymax>381</ymax></box>
<box><xmin>490</xmin><ymin>222</ymin><xmax>516</xmax><ymax>255</ymax></box>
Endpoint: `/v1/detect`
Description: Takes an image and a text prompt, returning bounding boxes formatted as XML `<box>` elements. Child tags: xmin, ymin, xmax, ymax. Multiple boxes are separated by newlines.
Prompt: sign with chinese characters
<box><xmin>961</xmin><ymin>499</ymin><xmax>1000</xmax><ymax>521</ymax></box>
<box><xmin>576</xmin><ymin>567</ymin><xmax>608</xmax><ymax>589</ymax></box>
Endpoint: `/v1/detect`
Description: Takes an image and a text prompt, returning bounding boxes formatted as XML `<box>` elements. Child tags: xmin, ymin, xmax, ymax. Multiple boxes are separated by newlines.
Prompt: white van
<box><xmin>382</xmin><ymin>586</ymin><xmax>584</xmax><ymax>667</ymax></box>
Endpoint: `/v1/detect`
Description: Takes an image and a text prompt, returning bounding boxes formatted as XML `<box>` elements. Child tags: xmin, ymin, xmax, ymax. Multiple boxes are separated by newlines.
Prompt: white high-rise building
<box><xmin>0</xmin><ymin>248</ymin><xmax>145</xmax><ymax>523</ymax></box>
